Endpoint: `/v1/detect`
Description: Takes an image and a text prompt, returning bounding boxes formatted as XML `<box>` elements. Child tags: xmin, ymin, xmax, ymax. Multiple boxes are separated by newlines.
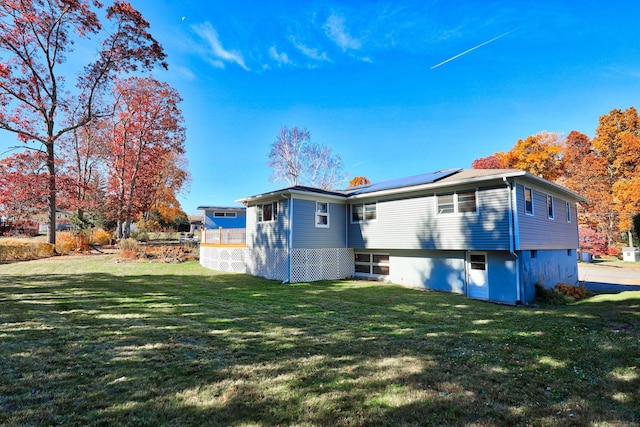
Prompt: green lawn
<box><xmin>1</xmin><ymin>256</ymin><xmax>638</xmax><ymax>426</ymax></box>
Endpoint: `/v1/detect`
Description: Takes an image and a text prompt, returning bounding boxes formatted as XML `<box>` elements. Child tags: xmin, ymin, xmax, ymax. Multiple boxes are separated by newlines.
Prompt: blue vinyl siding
<box><xmin>348</xmin><ymin>186</ymin><xmax>511</xmax><ymax>251</ymax></box>
<box><xmin>246</xmin><ymin>199</ymin><xmax>288</xmax><ymax>250</ymax></box>
<box><xmin>204</xmin><ymin>210</ymin><xmax>246</xmax><ymax>229</ymax></box>
<box><xmin>291</xmin><ymin>198</ymin><xmax>347</xmax><ymax>249</ymax></box>
<box><xmin>515</xmin><ymin>182</ymin><xmax>580</xmax><ymax>250</ymax></box>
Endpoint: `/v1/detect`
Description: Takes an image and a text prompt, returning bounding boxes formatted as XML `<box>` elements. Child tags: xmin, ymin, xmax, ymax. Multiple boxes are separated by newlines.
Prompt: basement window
<box><xmin>354</xmin><ymin>253</ymin><xmax>389</xmax><ymax>276</ymax></box>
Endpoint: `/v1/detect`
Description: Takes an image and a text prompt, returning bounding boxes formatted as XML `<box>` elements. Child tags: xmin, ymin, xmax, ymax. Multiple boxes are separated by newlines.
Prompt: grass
<box><xmin>0</xmin><ymin>255</ymin><xmax>638</xmax><ymax>426</ymax></box>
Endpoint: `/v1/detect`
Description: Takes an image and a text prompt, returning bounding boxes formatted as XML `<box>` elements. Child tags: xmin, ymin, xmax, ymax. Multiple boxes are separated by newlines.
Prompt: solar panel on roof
<box><xmin>346</xmin><ymin>168</ymin><xmax>462</xmax><ymax>195</ymax></box>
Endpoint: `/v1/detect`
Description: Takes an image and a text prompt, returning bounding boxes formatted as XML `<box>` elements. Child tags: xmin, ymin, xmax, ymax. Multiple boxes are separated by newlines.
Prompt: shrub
<box><xmin>136</xmin><ymin>219</ymin><xmax>162</xmax><ymax>233</ymax></box>
<box><xmin>118</xmin><ymin>238</ymin><xmax>143</xmax><ymax>260</ymax></box>
<box><xmin>535</xmin><ymin>284</ymin><xmax>571</xmax><ymax>305</ymax></box>
<box><xmin>118</xmin><ymin>238</ymin><xmax>143</xmax><ymax>254</ymax></box>
<box><xmin>91</xmin><ymin>228</ymin><xmax>114</xmax><ymax>245</ymax></box>
<box><xmin>0</xmin><ymin>241</ymin><xmax>54</xmax><ymax>261</ymax></box>
<box><xmin>130</xmin><ymin>230</ymin><xmax>149</xmax><ymax>242</ymax></box>
<box><xmin>555</xmin><ymin>283</ymin><xmax>590</xmax><ymax>299</ymax></box>
<box><xmin>55</xmin><ymin>232</ymin><xmax>77</xmax><ymax>254</ymax></box>
<box><xmin>535</xmin><ymin>283</ymin><xmax>590</xmax><ymax>305</ymax></box>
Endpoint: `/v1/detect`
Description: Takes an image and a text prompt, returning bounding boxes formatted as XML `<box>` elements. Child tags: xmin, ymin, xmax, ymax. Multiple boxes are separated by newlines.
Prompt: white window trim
<box><xmin>256</xmin><ymin>201</ymin><xmax>278</xmax><ymax>223</ymax></box>
<box><xmin>566</xmin><ymin>201</ymin><xmax>571</xmax><ymax>222</ymax></box>
<box><xmin>350</xmin><ymin>201</ymin><xmax>377</xmax><ymax>223</ymax></box>
<box><xmin>436</xmin><ymin>193</ymin><xmax>455</xmax><ymax>215</ymax></box>
<box><xmin>547</xmin><ymin>194</ymin><xmax>554</xmax><ymax>220</ymax></box>
<box><xmin>354</xmin><ymin>252</ymin><xmax>390</xmax><ymax>277</ymax></box>
<box><xmin>524</xmin><ymin>187</ymin><xmax>534</xmax><ymax>216</ymax></box>
<box><xmin>214</xmin><ymin>211</ymin><xmax>237</xmax><ymax>218</ymax></box>
<box><xmin>315</xmin><ymin>201</ymin><xmax>330</xmax><ymax>228</ymax></box>
<box><xmin>457</xmin><ymin>189</ymin><xmax>478</xmax><ymax>215</ymax></box>
<box><xmin>436</xmin><ymin>189</ymin><xmax>478</xmax><ymax>216</ymax></box>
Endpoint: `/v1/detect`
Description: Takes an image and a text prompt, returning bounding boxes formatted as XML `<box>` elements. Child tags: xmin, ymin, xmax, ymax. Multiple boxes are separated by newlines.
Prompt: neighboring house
<box><xmin>200</xmin><ymin>169</ymin><xmax>586</xmax><ymax>305</ymax></box>
<box><xmin>198</xmin><ymin>205</ymin><xmax>247</xmax><ymax>244</ymax></box>
<box><xmin>188</xmin><ymin>215</ymin><xmax>203</xmax><ymax>234</ymax></box>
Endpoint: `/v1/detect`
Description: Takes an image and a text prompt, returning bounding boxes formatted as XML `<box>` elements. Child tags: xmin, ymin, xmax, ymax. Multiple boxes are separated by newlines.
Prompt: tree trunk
<box><xmin>46</xmin><ymin>143</ymin><xmax>57</xmax><ymax>247</ymax></box>
<box><xmin>123</xmin><ymin>217</ymin><xmax>131</xmax><ymax>239</ymax></box>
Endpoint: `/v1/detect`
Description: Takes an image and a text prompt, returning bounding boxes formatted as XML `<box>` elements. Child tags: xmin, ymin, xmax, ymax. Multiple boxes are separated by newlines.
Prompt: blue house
<box><xmin>200</xmin><ymin>169</ymin><xmax>586</xmax><ymax>305</ymax></box>
<box><xmin>197</xmin><ymin>205</ymin><xmax>246</xmax><ymax>245</ymax></box>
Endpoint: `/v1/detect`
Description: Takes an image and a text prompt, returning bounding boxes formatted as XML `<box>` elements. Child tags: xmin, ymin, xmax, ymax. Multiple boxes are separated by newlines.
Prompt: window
<box><xmin>458</xmin><ymin>191</ymin><xmax>477</xmax><ymax>213</ymax></box>
<box><xmin>566</xmin><ymin>201</ymin><xmax>571</xmax><ymax>222</ymax></box>
<box><xmin>315</xmin><ymin>202</ymin><xmax>329</xmax><ymax>228</ymax></box>
<box><xmin>257</xmin><ymin>202</ymin><xmax>278</xmax><ymax>222</ymax></box>
<box><xmin>437</xmin><ymin>190</ymin><xmax>477</xmax><ymax>215</ymax></box>
<box><xmin>214</xmin><ymin>212</ymin><xmax>237</xmax><ymax>218</ymax></box>
<box><xmin>354</xmin><ymin>253</ymin><xmax>389</xmax><ymax>276</ymax></box>
<box><xmin>567</xmin><ymin>249</ymin><xmax>573</xmax><ymax>256</ymax></box>
<box><xmin>524</xmin><ymin>187</ymin><xmax>534</xmax><ymax>215</ymax></box>
<box><xmin>547</xmin><ymin>195</ymin><xmax>554</xmax><ymax>219</ymax></box>
<box><xmin>351</xmin><ymin>202</ymin><xmax>377</xmax><ymax>222</ymax></box>
<box><xmin>437</xmin><ymin>194</ymin><xmax>455</xmax><ymax>214</ymax></box>
<box><xmin>530</xmin><ymin>250</ymin><xmax>537</xmax><ymax>258</ymax></box>
<box><xmin>469</xmin><ymin>253</ymin><xmax>487</xmax><ymax>270</ymax></box>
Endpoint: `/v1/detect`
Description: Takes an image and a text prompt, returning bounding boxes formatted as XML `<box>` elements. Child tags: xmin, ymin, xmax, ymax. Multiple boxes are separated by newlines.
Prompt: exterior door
<box><xmin>467</xmin><ymin>252</ymin><xmax>489</xmax><ymax>299</ymax></box>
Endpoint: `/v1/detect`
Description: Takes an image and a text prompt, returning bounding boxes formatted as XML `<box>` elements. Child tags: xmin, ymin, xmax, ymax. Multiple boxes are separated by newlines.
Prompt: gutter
<box><xmin>504</xmin><ymin>177</ymin><xmax>521</xmax><ymax>303</ymax></box>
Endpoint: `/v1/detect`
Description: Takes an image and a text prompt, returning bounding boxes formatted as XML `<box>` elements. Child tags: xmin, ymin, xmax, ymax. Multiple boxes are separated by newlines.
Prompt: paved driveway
<box><xmin>578</xmin><ymin>262</ymin><xmax>640</xmax><ymax>293</ymax></box>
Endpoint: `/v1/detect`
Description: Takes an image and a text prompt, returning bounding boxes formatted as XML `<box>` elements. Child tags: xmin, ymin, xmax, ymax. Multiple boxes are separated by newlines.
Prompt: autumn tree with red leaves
<box><xmin>105</xmin><ymin>76</ymin><xmax>186</xmax><ymax>239</ymax></box>
<box><xmin>57</xmin><ymin>119</ymin><xmax>110</xmax><ymax>228</ymax></box>
<box><xmin>471</xmin><ymin>155</ymin><xmax>504</xmax><ymax>170</ymax></box>
<box><xmin>0</xmin><ymin>0</ymin><xmax>167</xmax><ymax>245</ymax></box>
<box><xmin>348</xmin><ymin>176</ymin><xmax>371</xmax><ymax>187</ymax></box>
<box><xmin>0</xmin><ymin>151</ymin><xmax>49</xmax><ymax>220</ymax></box>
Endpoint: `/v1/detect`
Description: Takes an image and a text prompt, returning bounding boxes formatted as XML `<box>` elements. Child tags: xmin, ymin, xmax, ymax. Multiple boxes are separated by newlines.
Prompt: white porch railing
<box><xmin>202</xmin><ymin>227</ymin><xmax>246</xmax><ymax>246</ymax></box>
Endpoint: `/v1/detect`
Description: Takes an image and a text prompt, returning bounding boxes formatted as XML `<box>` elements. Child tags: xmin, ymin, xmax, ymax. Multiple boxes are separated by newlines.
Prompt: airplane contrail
<box><xmin>430</xmin><ymin>31</ymin><xmax>511</xmax><ymax>69</ymax></box>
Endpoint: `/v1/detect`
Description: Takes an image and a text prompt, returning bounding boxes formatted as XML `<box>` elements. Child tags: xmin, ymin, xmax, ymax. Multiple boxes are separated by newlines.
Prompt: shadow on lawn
<box><xmin>0</xmin><ymin>269</ymin><xmax>638</xmax><ymax>426</ymax></box>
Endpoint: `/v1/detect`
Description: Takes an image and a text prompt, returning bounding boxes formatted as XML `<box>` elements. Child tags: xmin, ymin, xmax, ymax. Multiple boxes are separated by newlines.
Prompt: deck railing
<box><xmin>203</xmin><ymin>227</ymin><xmax>246</xmax><ymax>246</ymax></box>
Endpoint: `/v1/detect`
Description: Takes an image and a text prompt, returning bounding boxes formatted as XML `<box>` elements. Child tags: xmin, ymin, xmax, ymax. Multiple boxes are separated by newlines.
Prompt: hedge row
<box><xmin>0</xmin><ymin>242</ymin><xmax>55</xmax><ymax>262</ymax></box>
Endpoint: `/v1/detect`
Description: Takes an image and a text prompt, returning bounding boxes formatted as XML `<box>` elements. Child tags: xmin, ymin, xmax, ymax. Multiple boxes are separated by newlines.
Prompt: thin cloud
<box><xmin>290</xmin><ymin>37</ymin><xmax>330</xmax><ymax>62</ymax></box>
<box><xmin>192</xmin><ymin>22</ymin><xmax>250</xmax><ymax>71</ymax></box>
<box><xmin>323</xmin><ymin>13</ymin><xmax>362</xmax><ymax>51</ymax></box>
<box><xmin>170</xmin><ymin>64</ymin><xmax>197</xmax><ymax>81</ymax></box>
<box><xmin>269</xmin><ymin>46</ymin><xmax>293</xmax><ymax>66</ymax></box>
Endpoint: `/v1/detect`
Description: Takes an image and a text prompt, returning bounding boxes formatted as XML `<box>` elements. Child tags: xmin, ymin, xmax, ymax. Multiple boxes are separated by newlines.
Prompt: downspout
<box><xmin>282</xmin><ymin>194</ymin><xmax>292</xmax><ymax>284</ymax></box>
<box><xmin>504</xmin><ymin>177</ymin><xmax>521</xmax><ymax>303</ymax></box>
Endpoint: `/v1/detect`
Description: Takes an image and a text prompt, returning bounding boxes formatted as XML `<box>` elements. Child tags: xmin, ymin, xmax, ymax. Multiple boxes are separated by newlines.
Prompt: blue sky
<box><xmin>3</xmin><ymin>1</ymin><xmax>640</xmax><ymax>215</ymax></box>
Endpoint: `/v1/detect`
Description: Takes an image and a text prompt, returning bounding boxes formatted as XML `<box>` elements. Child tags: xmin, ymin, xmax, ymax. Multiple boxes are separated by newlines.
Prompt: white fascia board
<box><xmin>286</xmin><ymin>189</ymin><xmax>347</xmax><ymax>202</ymax></box>
<box><xmin>237</xmin><ymin>188</ymin><xmax>346</xmax><ymax>205</ymax></box>
<box><xmin>346</xmin><ymin>171</ymin><xmax>526</xmax><ymax>200</ymax></box>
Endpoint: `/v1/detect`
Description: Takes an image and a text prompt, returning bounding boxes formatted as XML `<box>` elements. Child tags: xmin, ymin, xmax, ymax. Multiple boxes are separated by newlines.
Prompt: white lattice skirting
<box><xmin>200</xmin><ymin>247</ymin><xmax>354</xmax><ymax>283</ymax></box>
<box><xmin>199</xmin><ymin>247</ymin><xmax>248</xmax><ymax>274</ymax></box>
<box><xmin>289</xmin><ymin>248</ymin><xmax>354</xmax><ymax>282</ymax></box>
